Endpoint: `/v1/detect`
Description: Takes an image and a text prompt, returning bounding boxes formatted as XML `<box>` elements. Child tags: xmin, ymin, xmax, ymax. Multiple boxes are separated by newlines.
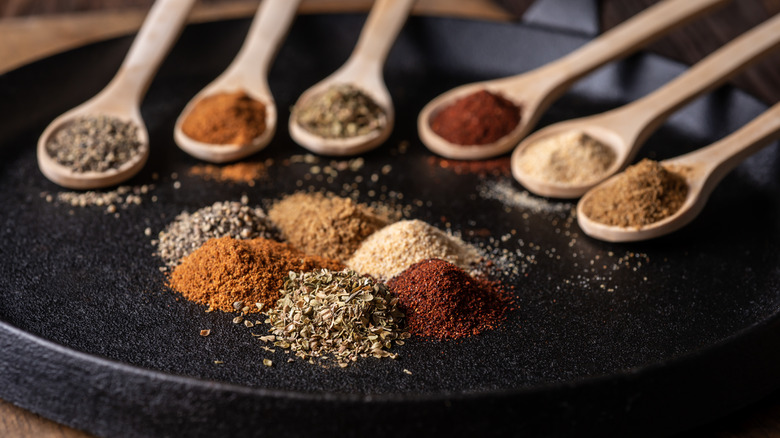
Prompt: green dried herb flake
<box><xmin>263</xmin><ymin>269</ymin><xmax>407</xmax><ymax>367</ymax></box>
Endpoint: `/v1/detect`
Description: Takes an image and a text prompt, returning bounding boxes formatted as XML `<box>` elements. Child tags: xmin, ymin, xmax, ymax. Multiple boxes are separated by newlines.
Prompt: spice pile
<box><xmin>347</xmin><ymin>219</ymin><xmax>482</xmax><ymax>280</ymax></box>
<box><xmin>261</xmin><ymin>269</ymin><xmax>409</xmax><ymax>367</ymax></box>
<box><xmin>268</xmin><ymin>192</ymin><xmax>390</xmax><ymax>262</ymax></box>
<box><xmin>46</xmin><ymin>115</ymin><xmax>142</xmax><ymax>172</ymax></box>
<box><xmin>581</xmin><ymin>158</ymin><xmax>688</xmax><ymax>227</ymax></box>
<box><xmin>388</xmin><ymin>258</ymin><xmax>512</xmax><ymax>339</ymax></box>
<box><xmin>181</xmin><ymin>90</ymin><xmax>267</xmax><ymax>145</ymax></box>
<box><xmin>168</xmin><ymin>236</ymin><xmax>342</xmax><ymax>312</ymax></box>
<box><xmin>430</xmin><ymin>89</ymin><xmax>520</xmax><ymax>145</ymax></box>
<box><xmin>294</xmin><ymin>84</ymin><xmax>385</xmax><ymax>138</ymax></box>
<box><xmin>516</xmin><ymin>131</ymin><xmax>615</xmax><ymax>185</ymax></box>
<box><xmin>156</xmin><ymin>201</ymin><xmax>279</xmax><ymax>267</ymax></box>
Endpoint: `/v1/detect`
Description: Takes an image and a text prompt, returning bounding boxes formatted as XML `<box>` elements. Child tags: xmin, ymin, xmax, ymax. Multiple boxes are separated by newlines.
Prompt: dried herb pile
<box><xmin>167</xmin><ymin>236</ymin><xmax>342</xmax><ymax>312</ymax></box>
<box><xmin>261</xmin><ymin>269</ymin><xmax>409</xmax><ymax>367</ymax></box>
<box><xmin>294</xmin><ymin>84</ymin><xmax>385</xmax><ymax>138</ymax></box>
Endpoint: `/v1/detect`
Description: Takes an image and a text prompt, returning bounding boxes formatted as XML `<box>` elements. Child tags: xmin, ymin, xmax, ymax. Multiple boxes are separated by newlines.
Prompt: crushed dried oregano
<box><xmin>261</xmin><ymin>269</ymin><xmax>409</xmax><ymax>368</ymax></box>
<box><xmin>293</xmin><ymin>84</ymin><xmax>385</xmax><ymax>138</ymax></box>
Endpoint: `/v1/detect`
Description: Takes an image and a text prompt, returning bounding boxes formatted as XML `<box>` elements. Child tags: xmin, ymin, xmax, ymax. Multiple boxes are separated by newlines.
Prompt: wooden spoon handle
<box><xmin>613</xmin><ymin>13</ymin><xmax>780</xmax><ymax>145</ymax></box>
<box><xmin>533</xmin><ymin>0</ymin><xmax>730</xmax><ymax>90</ymax></box>
<box><xmin>228</xmin><ymin>0</ymin><xmax>301</xmax><ymax>82</ymax></box>
<box><xmin>105</xmin><ymin>0</ymin><xmax>196</xmax><ymax>104</ymax></box>
<box><xmin>674</xmin><ymin>102</ymin><xmax>780</xmax><ymax>182</ymax></box>
<box><xmin>345</xmin><ymin>0</ymin><xmax>416</xmax><ymax>78</ymax></box>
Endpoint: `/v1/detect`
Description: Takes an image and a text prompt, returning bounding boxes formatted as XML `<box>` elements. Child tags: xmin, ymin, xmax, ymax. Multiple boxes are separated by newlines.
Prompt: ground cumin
<box><xmin>581</xmin><ymin>158</ymin><xmax>688</xmax><ymax>227</ymax></box>
<box><xmin>167</xmin><ymin>236</ymin><xmax>342</xmax><ymax>312</ymax></box>
<box><xmin>268</xmin><ymin>192</ymin><xmax>390</xmax><ymax>262</ymax></box>
<box><xmin>181</xmin><ymin>90</ymin><xmax>266</xmax><ymax>145</ymax></box>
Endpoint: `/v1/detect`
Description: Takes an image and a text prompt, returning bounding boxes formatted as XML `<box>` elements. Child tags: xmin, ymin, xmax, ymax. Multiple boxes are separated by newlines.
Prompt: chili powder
<box><xmin>429</xmin><ymin>89</ymin><xmax>521</xmax><ymax>146</ymax></box>
<box><xmin>387</xmin><ymin>258</ymin><xmax>512</xmax><ymax>340</ymax></box>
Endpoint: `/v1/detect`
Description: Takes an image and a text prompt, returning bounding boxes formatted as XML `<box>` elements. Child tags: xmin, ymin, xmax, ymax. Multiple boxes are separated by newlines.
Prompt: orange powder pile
<box><xmin>167</xmin><ymin>236</ymin><xmax>342</xmax><ymax>312</ymax></box>
<box><xmin>189</xmin><ymin>161</ymin><xmax>268</xmax><ymax>185</ymax></box>
<box><xmin>181</xmin><ymin>90</ymin><xmax>267</xmax><ymax>145</ymax></box>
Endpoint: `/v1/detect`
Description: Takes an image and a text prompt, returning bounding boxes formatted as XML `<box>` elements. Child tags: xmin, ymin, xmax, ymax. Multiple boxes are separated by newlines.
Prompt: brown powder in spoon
<box><xmin>181</xmin><ymin>90</ymin><xmax>266</xmax><ymax>145</ymax></box>
<box><xmin>581</xmin><ymin>158</ymin><xmax>688</xmax><ymax>227</ymax></box>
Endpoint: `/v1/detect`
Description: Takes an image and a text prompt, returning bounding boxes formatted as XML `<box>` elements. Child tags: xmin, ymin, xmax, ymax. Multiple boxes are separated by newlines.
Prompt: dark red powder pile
<box><xmin>429</xmin><ymin>89</ymin><xmax>521</xmax><ymax>145</ymax></box>
<box><xmin>387</xmin><ymin>258</ymin><xmax>512</xmax><ymax>340</ymax></box>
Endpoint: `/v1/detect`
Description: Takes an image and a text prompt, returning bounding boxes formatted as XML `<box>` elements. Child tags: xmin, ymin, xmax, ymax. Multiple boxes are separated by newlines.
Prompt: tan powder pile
<box><xmin>268</xmin><ymin>192</ymin><xmax>390</xmax><ymax>262</ymax></box>
<box><xmin>346</xmin><ymin>219</ymin><xmax>482</xmax><ymax>281</ymax></box>
<box><xmin>167</xmin><ymin>236</ymin><xmax>343</xmax><ymax>312</ymax></box>
<box><xmin>517</xmin><ymin>131</ymin><xmax>616</xmax><ymax>185</ymax></box>
<box><xmin>581</xmin><ymin>158</ymin><xmax>688</xmax><ymax>227</ymax></box>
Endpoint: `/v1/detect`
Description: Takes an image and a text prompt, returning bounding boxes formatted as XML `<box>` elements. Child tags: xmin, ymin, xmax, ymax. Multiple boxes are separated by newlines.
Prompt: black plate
<box><xmin>1</xmin><ymin>14</ymin><xmax>779</xmax><ymax>438</ymax></box>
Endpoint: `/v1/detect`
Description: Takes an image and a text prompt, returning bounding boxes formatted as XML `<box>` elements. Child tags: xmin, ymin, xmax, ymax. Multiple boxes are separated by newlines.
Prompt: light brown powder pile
<box><xmin>167</xmin><ymin>236</ymin><xmax>342</xmax><ymax>312</ymax></box>
<box><xmin>581</xmin><ymin>158</ymin><xmax>688</xmax><ymax>227</ymax></box>
<box><xmin>517</xmin><ymin>131</ymin><xmax>616</xmax><ymax>185</ymax></box>
<box><xmin>346</xmin><ymin>219</ymin><xmax>482</xmax><ymax>281</ymax></box>
<box><xmin>268</xmin><ymin>192</ymin><xmax>390</xmax><ymax>262</ymax></box>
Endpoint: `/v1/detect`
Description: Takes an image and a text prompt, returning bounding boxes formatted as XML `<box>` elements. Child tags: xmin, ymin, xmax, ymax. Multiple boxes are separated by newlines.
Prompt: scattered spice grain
<box><xmin>387</xmin><ymin>258</ymin><xmax>511</xmax><ymax>340</ymax></box>
<box><xmin>46</xmin><ymin>115</ymin><xmax>143</xmax><ymax>172</ymax></box>
<box><xmin>263</xmin><ymin>269</ymin><xmax>408</xmax><ymax>367</ymax></box>
<box><xmin>189</xmin><ymin>161</ymin><xmax>268</xmax><ymax>185</ymax></box>
<box><xmin>430</xmin><ymin>89</ymin><xmax>520</xmax><ymax>145</ymax></box>
<box><xmin>581</xmin><ymin>158</ymin><xmax>688</xmax><ymax>227</ymax></box>
<box><xmin>516</xmin><ymin>131</ymin><xmax>615</xmax><ymax>185</ymax></box>
<box><xmin>181</xmin><ymin>90</ymin><xmax>267</xmax><ymax>145</ymax></box>
<box><xmin>156</xmin><ymin>201</ymin><xmax>279</xmax><ymax>267</ymax></box>
<box><xmin>167</xmin><ymin>236</ymin><xmax>343</xmax><ymax>312</ymax></box>
<box><xmin>347</xmin><ymin>219</ymin><xmax>482</xmax><ymax>280</ymax></box>
<box><xmin>294</xmin><ymin>84</ymin><xmax>385</xmax><ymax>138</ymax></box>
<box><xmin>268</xmin><ymin>192</ymin><xmax>390</xmax><ymax>262</ymax></box>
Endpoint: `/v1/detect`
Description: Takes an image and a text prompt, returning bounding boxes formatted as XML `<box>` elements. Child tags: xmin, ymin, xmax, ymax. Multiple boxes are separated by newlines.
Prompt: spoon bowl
<box><xmin>417</xmin><ymin>0</ymin><xmax>731</xmax><ymax>161</ymax></box>
<box><xmin>174</xmin><ymin>0</ymin><xmax>299</xmax><ymax>163</ymax></box>
<box><xmin>577</xmin><ymin>101</ymin><xmax>780</xmax><ymax>242</ymax></box>
<box><xmin>511</xmin><ymin>12</ymin><xmax>780</xmax><ymax>199</ymax></box>
<box><xmin>37</xmin><ymin>0</ymin><xmax>196</xmax><ymax>190</ymax></box>
<box><xmin>289</xmin><ymin>0</ymin><xmax>413</xmax><ymax>156</ymax></box>
<box><xmin>37</xmin><ymin>98</ymin><xmax>149</xmax><ymax>190</ymax></box>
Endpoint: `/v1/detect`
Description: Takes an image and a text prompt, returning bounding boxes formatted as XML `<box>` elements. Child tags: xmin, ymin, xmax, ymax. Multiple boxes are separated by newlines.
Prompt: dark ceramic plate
<box><xmin>1</xmin><ymin>13</ymin><xmax>779</xmax><ymax>438</ymax></box>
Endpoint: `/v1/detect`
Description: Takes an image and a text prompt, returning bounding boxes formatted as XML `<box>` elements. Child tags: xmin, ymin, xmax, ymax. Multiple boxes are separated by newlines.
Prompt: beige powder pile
<box><xmin>517</xmin><ymin>131</ymin><xmax>616</xmax><ymax>185</ymax></box>
<box><xmin>268</xmin><ymin>192</ymin><xmax>390</xmax><ymax>262</ymax></box>
<box><xmin>346</xmin><ymin>219</ymin><xmax>482</xmax><ymax>280</ymax></box>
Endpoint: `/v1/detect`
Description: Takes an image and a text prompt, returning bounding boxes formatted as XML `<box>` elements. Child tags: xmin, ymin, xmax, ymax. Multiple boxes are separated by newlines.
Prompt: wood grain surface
<box><xmin>0</xmin><ymin>0</ymin><xmax>779</xmax><ymax>437</ymax></box>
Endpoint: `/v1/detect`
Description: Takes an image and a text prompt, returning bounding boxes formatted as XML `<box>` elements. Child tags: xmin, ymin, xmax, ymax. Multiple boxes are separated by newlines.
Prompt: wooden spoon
<box><xmin>174</xmin><ymin>0</ymin><xmax>300</xmax><ymax>163</ymax></box>
<box><xmin>37</xmin><ymin>0</ymin><xmax>196</xmax><ymax>190</ymax></box>
<box><xmin>288</xmin><ymin>0</ymin><xmax>416</xmax><ymax>156</ymax></box>
<box><xmin>577</xmin><ymin>101</ymin><xmax>780</xmax><ymax>242</ymax></box>
<box><xmin>511</xmin><ymin>12</ymin><xmax>780</xmax><ymax>199</ymax></box>
<box><xmin>417</xmin><ymin>0</ymin><xmax>731</xmax><ymax>161</ymax></box>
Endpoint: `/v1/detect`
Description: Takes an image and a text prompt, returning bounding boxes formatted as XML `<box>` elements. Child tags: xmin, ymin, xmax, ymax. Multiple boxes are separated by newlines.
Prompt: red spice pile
<box><xmin>429</xmin><ymin>89</ymin><xmax>521</xmax><ymax>145</ymax></box>
<box><xmin>387</xmin><ymin>258</ymin><xmax>512</xmax><ymax>339</ymax></box>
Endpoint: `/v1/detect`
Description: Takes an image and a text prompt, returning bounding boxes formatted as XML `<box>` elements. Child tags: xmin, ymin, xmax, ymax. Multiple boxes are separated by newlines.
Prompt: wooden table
<box><xmin>1</xmin><ymin>1</ymin><xmax>779</xmax><ymax>436</ymax></box>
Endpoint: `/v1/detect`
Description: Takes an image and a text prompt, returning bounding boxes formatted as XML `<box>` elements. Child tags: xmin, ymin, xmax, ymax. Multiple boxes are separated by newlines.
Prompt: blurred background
<box><xmin>2</xmin><ymin>0</ymin><xmax>779</xmax><ymax>102</ymax></box>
